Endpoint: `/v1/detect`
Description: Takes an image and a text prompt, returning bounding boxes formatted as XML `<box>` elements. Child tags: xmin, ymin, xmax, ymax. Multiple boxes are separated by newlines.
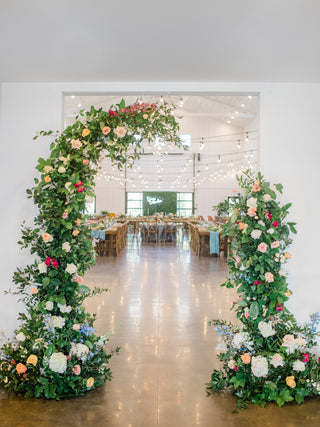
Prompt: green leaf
<box><xmin>249</xmin><ymin>301</ymin><xmax>259</xmax><ymax>319</ymax></box>
<box><xmin>77</xmin><ymin>285</ymin><xmax>90</xmax><ymax>294</ymax></box>
<box><xmin>38</xmin><ymin>377</ymin><xmax>49</xmax><ymax>385</ymax></box>
<box><xmin>275</xmin><ymin>183</ymin><xmax>283</xmax><ymax>194</ymax></box>
<box><xmin>42</xmin><ymin>277</ymin><xmax>50</xmax><ymax>287</ymax></box>
<box><xmin>237</xmin><ymin>300</ymin><xmax>248</xmax><ymax>307</ymax></box>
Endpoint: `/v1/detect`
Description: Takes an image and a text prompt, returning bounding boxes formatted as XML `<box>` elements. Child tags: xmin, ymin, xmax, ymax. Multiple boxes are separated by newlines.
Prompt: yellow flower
<box><xmin>286</xmin><ymin>376</ymin><xmax>296</xmax><ymax>388</ymax></box>
<box><xmin>82</xmin><ymin>129</ymin><xmax>90</xmax><ymax>137</ymax></box>
<box><xmin>72</xmin><ymin>230</ymin><xmax>80</xmax><ymax>236</ymax></box>
<box><xmin>86</xmin><ymin>377</ymin><xmax>95</xmax><ymax>388</ymax></box>
<box><xmin>44</xmin><ymin>175</ymin><xmax>51</xmax><ymax>183</ymax></box>
<box><xmin>26</xmin><ymin>355</ymin><xmax>38</xmax><ymax>366</ymax></box>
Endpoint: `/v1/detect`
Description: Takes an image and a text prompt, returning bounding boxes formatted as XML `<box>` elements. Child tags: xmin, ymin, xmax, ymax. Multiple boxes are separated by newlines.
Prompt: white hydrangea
<box><xmin>246</xmin><ymin>197</ymin><xmax>257</xmax><ymax>208</ymax></box>
<box><xmin>38</xmin><ymin>262</ymin><xmax>47</xmax><ymax>274</ymax></box>
<box><xmin>258</xmin><ymin>321</ymin><xmax>276</xmax><ymax>338</ymax></box>
<box><xmin>62</xmin><ymin>242</ymin><xmax>71</xmax><ymax>252</ymax></box>
<box><xmin>251</xmin><ymin>355</ymin><xmax>268</xmax><ymax>377</ymax></box>
<box><xmin>270</xmin><ymin>353</ymin><xmax>284</xmax><ymax>368</ymax></box>
<box><xmin>49</xmin><ymin>352</ymin><xmax>67</xmax><ymax>374</ymax></box>
<box><xmin>16</xmin><ymin>332</ymin><xmax>26</xmax><ymax>341</ymax></box>
<box><xmin>232</xmin><ymin>332</ymin><xmax>254</xmax><ymax>350</ymax></box>
<box><xmin>65</xmin><ymin>263</ymin><xmax>77</xmax><ymax>275</ymax></box>
<box><xmin>50</xmin><ymin>316</ymin><xmax>66</xmax><ymax>329</ymax></box>
<box><xmin>45</xmin><ymin>301</ymin><xmax>54</xmax><ymax>311</ymax></box>
<box><xmin>216</xmin><ymin>337</ymin><xmax>227</xmax><ymax>353</ymax></box>
<box><xmin>293</xmin><ymin>360</ymin><xmax>305</xmax><ymax>372</ymax></box>
<box><xmin>44</xmin><ymin>165</ymin><xmax>54</xmax><ymax>174</ymax></box>
<box><xmin>58</xmin><ymin>303</ymin><xmax>72</xmax><ymax>313</ymax></box>
<box><xmin>71</xmin><ymin>343</ymin><xmax>90</xmax><ymax>361</ymax></box>
<box><xmin>263</xmin><ymin>194</ymin><xmax>272</xmax><ymax>202</ymax></box>
<box><xmin>251</xmin><ymin>229</ymin><xmax>262</xmax><ymax>239</ymax></box>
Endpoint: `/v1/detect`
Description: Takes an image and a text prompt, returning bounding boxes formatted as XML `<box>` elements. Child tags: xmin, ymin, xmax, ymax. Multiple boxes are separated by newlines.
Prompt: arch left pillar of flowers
<box><xmin>0</xmin><ymin>99</ymin><xmax>182</xmax><ymax>399</ymax></box>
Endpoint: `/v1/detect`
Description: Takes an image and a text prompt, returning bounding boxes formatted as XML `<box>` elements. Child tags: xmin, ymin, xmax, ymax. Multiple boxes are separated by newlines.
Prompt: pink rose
<box><xmin>62</xmin><ymin>212</ymin><xmax>68</xmax><ymax>219</ymax></box>
<box><xmin>75</xmin><ymin>276</ymin><xmax>83</xmax><ymax>284</ymax></box>
<box><xmin>258</xmin><ymin>242</ymin><xmax>268</xmax><ymax>253</ymax></box>
<box><xmin>102</xmin><ymin>126</ymin><xmax>111</xmax><ymax>135</ymax></box>
<box><xmin>82</xmin><ymin>159</ymin><xmax>89</xmax><ymax>165</ymax></box>
<box><xmin>271</xmin><ymin>241</ymin><xmax>280</xmax><ymax>249</ymax></box>
<box><xmin>73</xmin><ymin>364</ymin><xmax>81</xmax><ymax>375</ymax></box>
<box><xmin>252</xmin><ymin>180</ymin><xmax>261</xmax><ymax>192</ymax></box>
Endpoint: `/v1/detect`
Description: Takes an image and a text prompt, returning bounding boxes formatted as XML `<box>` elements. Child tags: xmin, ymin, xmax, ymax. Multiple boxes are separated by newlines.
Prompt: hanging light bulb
<box><xmin>237</xmin><ymin>140</ymin><xmax>241</xmax><ymax>149</ymax></box>
<box><xmin>200</xmin><ymin>138</ymin><xmax>204</xmax><ymax>150</ymax></box>
<box><xmin>218</xmin><ymin>154</ymin><xmax>221</xmax><ymax>163</ymax></box>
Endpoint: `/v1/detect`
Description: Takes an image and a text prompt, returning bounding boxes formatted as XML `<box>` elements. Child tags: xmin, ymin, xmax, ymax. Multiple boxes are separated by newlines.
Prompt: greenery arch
<box><xmin>0</xmin><ymin>99</ymin><xmax>182</xmax><ymax>399</ymax></box>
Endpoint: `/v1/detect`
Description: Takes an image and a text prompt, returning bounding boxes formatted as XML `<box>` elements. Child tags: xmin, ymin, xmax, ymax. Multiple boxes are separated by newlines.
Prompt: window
<box><xmin>126</xmin><ymin>192</ymin><xmax>143</xmax><ymax>216</ymax></box>
<box><xmin>84</xmin><ymin>197</ymin><xmax>96</xmax><ymax>215</ymax></box>
<box><xmin>177</xmin><ymin>192</ymin><xmax>193</xmax><ymax>217</ymax></box>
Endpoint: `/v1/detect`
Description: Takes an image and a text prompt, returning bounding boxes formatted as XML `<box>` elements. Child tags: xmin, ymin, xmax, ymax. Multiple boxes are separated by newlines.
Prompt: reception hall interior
<box><xmin>1</xmin><ymin>1</ymin><xmax>320</xmax><ymax>427</ymax></box>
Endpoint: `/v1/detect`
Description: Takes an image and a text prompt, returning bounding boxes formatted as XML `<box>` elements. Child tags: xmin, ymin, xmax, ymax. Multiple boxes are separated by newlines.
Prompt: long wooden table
<box><xmin>189</xmin><ymin>222</ymin><xmax>228</xmax><ymax>257</ymax></box>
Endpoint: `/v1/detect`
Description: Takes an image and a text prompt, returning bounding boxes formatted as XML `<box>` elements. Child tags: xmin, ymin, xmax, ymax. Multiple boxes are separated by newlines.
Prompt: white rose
<box><xmin>279</xmin><ymin>269</ymin><xmax>286</xmax><ymax>277</ymax></box>
<box><xmin>65</xmin><ymin>182</ymin><xmax>72</xmax><ymax>190</ymax></box>
<box><xmin>263</xmin><ymin>194</ymin><xmax>272</xmax><ymax>202</ymax></box>
<box><xmin>45</xmin><ymin>301</ymin><xmax>54</xmax><ymax>311</ymax></box>
<box><xmin>38</xmin><ymin>262</ymin><xmax>47</xmax><ymax>274</ymax></box>
<box><xmin>50</xmin><ymin>316</ymin><xmax>66</xmax><ymax>329</ymax></box>
<box><xmin>62</xmin><ymin>242</ymin><xmax>71</xmax><ymax>252</ymax></box>
<box><xmin>295</xmin><ymin>337</ymin><xmax>307</xmax><ymax>347</ymax></box>
<box><xmin>16</xmin><ymin>332</ymin><xmax>26</xmax><ymax>342</ymax></box>
<box><xmin>251</xmin><ymin>355</ymin><xmax>268</xmax><ymax>377</ymax></box>
<box><xmin>246</xmin><ymin>197</ymin><xmax>257</xmax><ymax>208</ymax></box>
<box><xmin>258</xmin><ymin>220</ymin><xmax>265</xmax><ymax>227</ymax></box>
<box><xmin>114</xmin><ymin>126</ymin><xmax>127</xmax><ymax>138</ymax></box>
<box><xmin>251</xmin><ymin>229</ymin><xmax>262</xmax><ymax>239</ymax></box>
<box><xmin>70</xmin><ymin>139</ymin><xmax>82</xmax><ymax>150</ymax></box>
<box><xmin>258</xmin><ymin>321</ymin><xmax>276</xmax><ymax>338</ymax></box>
<box><xmin>58</xmin><ymin>166</ymin><xmax>66</xmax><ymax>173</ymax></box>
<box><xmin>72</xmin><ymin>324</ymin><xmax>80</xmax><ymax>331</ymax></box>
<box><xmin>292</xmin><ymin>360</ymin><xmax>305</xmax><ymax>372</ymax></box>
<box><xmin>65</xmin><ymin>263</ymin><xmax>77</xmax><ymax>275</ymax></box>
<box><xmin>228</xmin><ymin>359</ymin><xmax>236</xmax><ymax>369</ymax></box>
<box><xmin>270</xmin><ymin>353</ymin><xmax>284</xmax><ymax>368</ymax></box>
<box><xmin>49</xmin><ymin>352</ymin><xmax>67</xmax><ymax>374</ymax></box>
<box><xmin>58</xmin><ymin>303</ymin><xmax>72</xmax><ymax>313</ymax></box>
<box><xmin>43</xmin><ymin>165</ymin><xmax>54</xmax><ymax>174</ymax></box>
<box><xmin>267</xmin><ymin>228</ymin><xmax>274</xmax><ymax>234</ymax></box>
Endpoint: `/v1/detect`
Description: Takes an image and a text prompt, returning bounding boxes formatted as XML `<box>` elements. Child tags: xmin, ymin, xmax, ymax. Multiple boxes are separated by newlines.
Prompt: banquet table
<box><xmin>189</xmin><ymin>222</ymin><xmax>228</xmax><ymax>257</ymax></box>
<box><xmin>140</xmin><ymin>222</ymin><xmax>177</xmax><ymax>242</ymax></box>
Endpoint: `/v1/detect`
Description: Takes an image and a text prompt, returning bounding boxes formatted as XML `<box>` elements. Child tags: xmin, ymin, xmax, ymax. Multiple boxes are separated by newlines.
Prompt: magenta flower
<box><xmin>45</xmin><ymin>257</ymin><xmax>51</xmax><ymax>266</ymax></box>
<box><xmin>52</xmin><ymin>258</ymin><xmax>58</xmax><ymax>267</ymax></box>
<box><xmin>302</xmin><ymin>353</ymin><xmax>310</xmax><ymax>362</ymax></box>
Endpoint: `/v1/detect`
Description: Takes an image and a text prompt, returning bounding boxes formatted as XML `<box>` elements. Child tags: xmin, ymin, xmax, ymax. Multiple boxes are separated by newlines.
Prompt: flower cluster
<box><xmin>207</xmin><ymin>172</ymin><xmax>320</xmax><ymax>408</ymax></box>
<box><xmin>0</xmin><ymin>98</ymin><xmax>182</xmax><ymax>399</ymax></box>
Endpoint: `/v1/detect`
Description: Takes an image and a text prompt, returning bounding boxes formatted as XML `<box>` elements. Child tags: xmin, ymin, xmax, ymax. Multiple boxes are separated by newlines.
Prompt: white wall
<box><xmin>0</xmin><ymin>82</ymin><xmax>319</xmax><ymax>334</ymax></box>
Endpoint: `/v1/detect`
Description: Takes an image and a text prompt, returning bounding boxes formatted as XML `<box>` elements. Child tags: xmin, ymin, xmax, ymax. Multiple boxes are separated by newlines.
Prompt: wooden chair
<box><xmin>193</xmin><ymin>227</ymin><xmax>201</xmax><ymax>256</ymax></box>
<box><xmin>147</xmin><ymin>224</ymin><xmax>158</xmax><ymax>243</ymax></box>
<box><xmin>140</xmin><ymin>223</ymin><xmax>148</xmax><ymax>242</ymax></box>
<box><xmin>164</xmin><ymin>224</ymin><xmax>174</xmax><ymax>242</ymax></box>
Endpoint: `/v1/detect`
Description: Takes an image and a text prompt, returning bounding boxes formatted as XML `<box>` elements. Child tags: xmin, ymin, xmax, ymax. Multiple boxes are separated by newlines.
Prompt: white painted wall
<box><xmin>0</xmin><ymin>82</ymin><xmax>319</xmax><ymax>335</ymax></box>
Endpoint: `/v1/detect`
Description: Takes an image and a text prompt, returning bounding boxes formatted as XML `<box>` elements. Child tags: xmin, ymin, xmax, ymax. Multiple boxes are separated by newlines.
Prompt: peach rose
<box><xmin>102</xmin><ymin>126</ymin><xmax>111</xmax><ymax>135</ymax></box>
<box><xmin>271</xmin><ymin>241</ymin><xmax>280</xmax><ymax>249</ymax></box>
<box><xmin>75</xmin><ymin>218</ymin><xmax>81</xmax><ymax>226</ymax></box>
<box><xmin>26</xmin><ymin>355</ymin><xmax>38</xmax><ymax>366</ymax></box>
<box><xmin>16</xmin><ymin>363</ymin><xmax>27</xmax><ymax>374</ymax></box>
<box><xmin>44</xmin><ymin>175</ymin><xmax>51</xmax><ymax>183</ymax></box>
<box><xmin>62</xmin><ymin>211</ymin><xmax>68</xmax><ymax>219</ymax></box>
<box><xmin>286</xmin><ymin>376</ymin><xmax>296</xmax><ymax>388</ymax></box>
<box><xmin>82</xmin><ymin>159</ymin><xmax>89</xmax><ymax>165</ymax></box>
<box><xmin>247</xmin><ymin>207</ymin><xmax>257</xmax><ymax>217</ymax></box>
<box><xmin>86</xmin><ymin>377</ymin><xmax>95</xmax><ymax>388</ymax></box>
<box><xmin>72</xmin><ymin>230</ymin><xmax>80</xmax><ymax>236</ymax></box>
<box><xmin>239</xmin><ymin>222</ymin><xmax>248</xmax><ymax>231</ymax></box>
<box><xmin>31</xmin><ymin>287</ymin><xmax>38</xmax><ymax>295</ymax></box>
<box><xmin>75</xmin><ymin>276</ymin><xmax>83</xmax><ymax>284</ymax></box>
<box><xmin>42</xmin><ymin>233</ymin><xmax>53</xmax><ymax>243</ymax></box>
<box><xmin>264</xmin><ymin>272</ymin><xmax>274</xmax><ymax>283</ymax></box>
<box><xmin>82</xmin><ymin>129</ymin><xmax>90</xmax><ymax>137</ymax></box>
<box><xmin>285</xmin><ymin>252</ymin><xmax>291</xmax><ymax>259</ymax></box>
<box><xmin>284</xmin><ymin>290</ymin><xmax>292</xmax><ymax>297</ymax></box>
<box><xmin>71</xmin><ymin>139</ymin><xmax>82</xmax><ymax>149</ymax></box>
<box><xmin>257</xmin><ymin>242</ymin><xmax>268</xmax><ymax>253</ymax></box>
<box><xmin>114</xmin><ymin>126</ymin><xmax>127</xmax><ymax>138</ymax></box>
<box><xmin>143</xmin><ymin>114</ymin><xmax>148</xmax><ymax>119</ymax></box>
<box><xmin>241</xmin><ymin>353</ymin><xmax>251</xmax><ymax>364</ymax></box>
<box><xmin>252</xmin><ymin>180</ymin><xmax>261</xmax><ymax>192</ymax></box>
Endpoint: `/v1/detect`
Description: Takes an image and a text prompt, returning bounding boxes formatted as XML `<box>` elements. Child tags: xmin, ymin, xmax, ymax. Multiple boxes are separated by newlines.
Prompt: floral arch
<box><xmin>0</xmin><ymin>99</ymin><xmax>182</xmax><ymax>399</ymax></box>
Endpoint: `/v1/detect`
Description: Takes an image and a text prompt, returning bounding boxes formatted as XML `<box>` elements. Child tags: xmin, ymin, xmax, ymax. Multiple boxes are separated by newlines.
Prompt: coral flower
<box><xmin>286</xmin><ymin>376</ymin><xmax>296</xmax><ymax>388</ymax></box>
<box><xmin>72</xmin><ymin>230</ymin><xmax>80</xmax><ymax>236</ymax></box>
<box><xmin>73</xmin><ymin>365</ymin><xmax>81</xmax><ymax>376</ymax></box>
<box><xmin>285</xmin><ymin>251</ymin><xmax>291</xmax><ymax>259</ymax></box>
<box><xmin>31</xmin><ymin>287</ymin><xmax>38</xmax><ymax>294</ymax></box>
<box><xmin>102</xmin><ymin>126</ymin><xmax>111</xmax><ymax>135</ymax></box>
<box><xmin>16</xmin><ymin>363</ymin><xmax>27</xmax><ymax>374</ymax></box>
<box><xmin>44</xmin><ymin>175</ymin><xmax>51</xmax><ymax>183</ymax></box>
<box><xmin>75</xmin><ymin>276</ymin><xmax>83</xmax><ymax>284</ymax></box>
<box><xmin>238</xmin><ymin>222</ymin><xmax>248</xmax><ymax>231</ymax></box>
<box><xmin>252</xmin><ymin>180</ymin><xmax>261</xmax><ymax>192</ymax></box>
<box><xmin>241</xmin><ymin>353</ymin><xmax>251</xmax><ymax>364</ymax></box>
<box><xmin>82</xmin><ymin>159</ymin><xmax>89</xmax><ymax>165</ymax></box>
<box><xmin>82</xmin><ymin>128</ymin><xmax>90</xmax><ymax>137</ymax></box>
<box><xmin>75</xmin><ymin>218</ymin><xmax>81</xmax><ymax>226</ymax></box>
<box><xmin>247</xmin><ymin>207</ymin><xmax>257</xmax><ymax>217</ymax></box>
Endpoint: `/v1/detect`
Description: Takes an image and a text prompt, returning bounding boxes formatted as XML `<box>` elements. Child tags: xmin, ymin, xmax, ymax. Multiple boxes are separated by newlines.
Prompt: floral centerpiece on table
<box><xmin>207</xmin><ymin>171</ymin><xmax>320</xmax><ymax>408</ymax></box>
<box><xmin>0</xmin><ymin>99</ymin><xmax>182</xmax><ymax>399</ymax></box>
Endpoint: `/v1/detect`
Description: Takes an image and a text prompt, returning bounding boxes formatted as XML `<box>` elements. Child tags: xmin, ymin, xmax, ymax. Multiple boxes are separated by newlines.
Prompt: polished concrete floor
<box><xmin>1</xmin><ymin>233</ymin><xmax>320</xmax><ymax>426</ymax></box>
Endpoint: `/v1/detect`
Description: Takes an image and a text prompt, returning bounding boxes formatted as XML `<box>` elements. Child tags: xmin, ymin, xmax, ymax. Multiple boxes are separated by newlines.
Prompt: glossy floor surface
<box><xmin>1</xmin><ymin>234</ymin><xmax>320</xmax><ymax>426</ymax></box>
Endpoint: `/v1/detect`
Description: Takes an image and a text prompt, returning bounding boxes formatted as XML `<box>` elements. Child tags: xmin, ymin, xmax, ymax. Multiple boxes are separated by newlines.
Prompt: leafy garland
<box><xmin>0</xmin><ymin>99</ymin><xmax>182</xmax><ymax>399</ymax></box>
<box><xmin>207</xmin><ymin>171</ymin><xmax>320</xmax><ymax>408</ymax></box>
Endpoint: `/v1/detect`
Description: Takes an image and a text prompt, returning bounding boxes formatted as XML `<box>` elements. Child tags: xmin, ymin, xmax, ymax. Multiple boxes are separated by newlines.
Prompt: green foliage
<box><xmin>207</xmin><ymin>171</ymin><xmax>320</xmax><ymax>408</ymax></box>
<box><xmin>0</xmin><ymin>99</ymin><xmax>182</xmax><ymax>399</ymax></box>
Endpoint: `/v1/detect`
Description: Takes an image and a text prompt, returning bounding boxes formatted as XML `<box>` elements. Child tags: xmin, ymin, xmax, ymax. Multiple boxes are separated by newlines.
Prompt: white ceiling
<box><xmin>0</xmin><ymin>1</ymin><xmax>320</xmax><ymax>83</ymax></box>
